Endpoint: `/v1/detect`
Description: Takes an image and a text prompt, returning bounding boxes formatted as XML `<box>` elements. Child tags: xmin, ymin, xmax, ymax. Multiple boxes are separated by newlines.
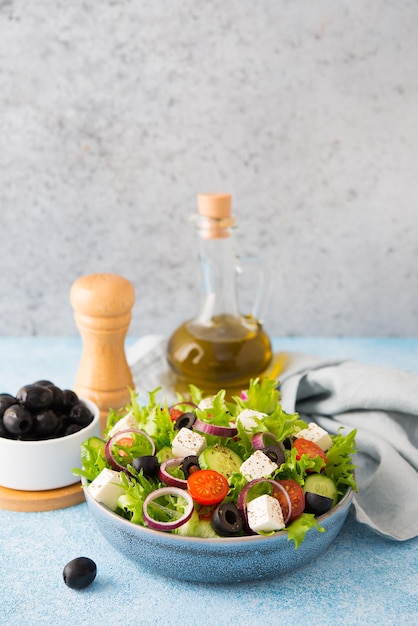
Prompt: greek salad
<box><xmin>75</xmin><ymin>379</ymin><xmax>357</xmax><ymax>548</ymax></box>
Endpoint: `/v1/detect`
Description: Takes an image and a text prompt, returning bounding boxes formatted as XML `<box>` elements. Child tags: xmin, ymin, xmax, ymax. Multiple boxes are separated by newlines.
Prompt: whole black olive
<box><xmin>32</xmin><ymin>409</ymin><xmax>60</xmax><ymax>438</ymax></box>
<box><xmin>173</xmin><ymin>412</ymin><xmax>196</xmax><ymax>431</ymax></box>
<box><xmin>0</xmin><ymin>419</ymin><xmax>11</xmax><ymax>438</ymax></box>
<box><xmin>3</xmin><ymin>404</ymin><xmax>33</xmax><ymax>436</ymax></box>
<box><xmin>32</xmin><ymin>379</ymin><xmax>55</xmax><ymax>387</ymax></box>
<box><xmin>180</xmin><ymin>455</ymin><xmax>201</xmax><ymax>478</ymax></box>
<box><xmin>211</xmin><ymin>502</ymin><xmax>243</xmax><ymax>537</ymax></box>
<box><xmin>70</xmin><ymin>403</ymin><xmax>93</xmax><ymax>427</ymax></box>
<box><xmin>0</xmin><ymin>393</ymin><xmax>17</xmax><ymax>418</ymax></box>
<box><xmin>262</xmin><ymin>443</ymin><xmax>286</xmax><ymax>466</ymax></box>
<box><xmin>62</xmin><ymin>423</ymin><xmax>84</xmax><ymax>436</ymax></box>
<box><xmin>131</xmin><ymin>455</ymin><xmax>159</xmax><ymax>477</ymax></box>
<box><xmin>63</xmin><ymin>557</ymin><xmax>97</xmax><ymax>590</ymax></box>
<box><xmin>48</xmin><ymin>385</ymin><xmax>65</xmax><ymax>409</ymax></box>
<box><xmin>61</xmin><ymin>389</ymin><xmax>79</xmax><ymax>410</ymax></box>
<box><xmin>16</xmin><ymin>384</ymin><xmax>54</xmax><ymax>410</ymax></box>
<box><xmin>53</xmin><ymin>416</ymin><xmax>72</xmax><ymax>438</ymax></box>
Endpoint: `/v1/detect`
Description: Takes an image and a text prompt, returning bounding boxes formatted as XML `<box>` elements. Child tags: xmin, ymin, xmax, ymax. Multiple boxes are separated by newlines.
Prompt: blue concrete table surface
<box><xmin>0</xmin><ymin>337</ymin><xmax>417</xmax><ymax>626</ymax></box>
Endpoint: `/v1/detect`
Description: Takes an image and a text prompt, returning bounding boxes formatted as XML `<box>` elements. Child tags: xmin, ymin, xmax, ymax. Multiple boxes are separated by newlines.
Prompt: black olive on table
<box><xmin>63</xmin><ymin>557</ymin><xmax>97</xmax><ymax>590</ymax></box>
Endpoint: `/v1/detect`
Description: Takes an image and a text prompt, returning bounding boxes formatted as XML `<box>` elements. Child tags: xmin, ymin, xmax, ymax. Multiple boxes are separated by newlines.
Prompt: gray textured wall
<box><xmin>1</xmin><ymin>1</ymin><xmax>417</xmax><ymax>338</ymax></box>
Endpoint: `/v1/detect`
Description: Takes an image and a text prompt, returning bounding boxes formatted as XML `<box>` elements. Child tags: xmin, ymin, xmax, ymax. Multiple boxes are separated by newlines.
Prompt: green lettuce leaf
<box><xmin>287</xmin><ymin>513</ymin><xmax>326</xmax><ymax>549</ymax></box>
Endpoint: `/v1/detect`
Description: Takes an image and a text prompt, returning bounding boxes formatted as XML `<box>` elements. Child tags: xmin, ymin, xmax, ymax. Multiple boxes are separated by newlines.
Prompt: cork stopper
<box><xmin>196</xmin><ymin>193</ymin><xmax>235</xmax><ymax>239</ymax></box>
<box><xmin>198</xmin><ymin>193</ymin><xmax>232</xmax><ymax>219</ymax></box>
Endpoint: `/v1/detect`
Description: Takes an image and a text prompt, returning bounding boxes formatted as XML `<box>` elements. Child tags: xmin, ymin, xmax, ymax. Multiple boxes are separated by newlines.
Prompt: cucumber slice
<box><xmin>156</xmin><ymin>446</ymin><xmax>174</xmax><ymax>463</ymax></box>
<box><xmin>81</xmin><ymin>436</ymin><xmax>105</xmax><ymax>458</ymax></box>
<box><xmin>303</xmin><ymin>474</ymin><xmax>338</xmax><ymax>505</ymax></box>
<box><xmin>174</xmin><ymin>510</ymin><xmax>220</xmax><ymax>538</ymax></box>
<box><xmin>198</xmin><ymin>445</ymin><xmax>243</xmax><ymax>480</ymax></box>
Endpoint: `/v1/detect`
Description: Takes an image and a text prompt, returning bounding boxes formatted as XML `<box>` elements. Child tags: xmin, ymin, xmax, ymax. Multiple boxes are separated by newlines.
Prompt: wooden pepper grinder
<box><xmin>70</xmin><ymin>273</ymin><xmax>135</xmax><ymax>432</ymax></box>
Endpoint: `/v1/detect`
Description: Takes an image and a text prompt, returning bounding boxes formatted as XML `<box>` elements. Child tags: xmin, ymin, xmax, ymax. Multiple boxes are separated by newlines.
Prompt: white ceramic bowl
<box><xmin>0</xmin><ymin>398</ymin><xmax>100</xmax><ymax>491</ymax></box>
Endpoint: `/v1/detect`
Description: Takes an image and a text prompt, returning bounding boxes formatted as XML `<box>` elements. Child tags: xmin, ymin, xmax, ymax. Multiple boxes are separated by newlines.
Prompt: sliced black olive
<box><xmin>32</xmin><ymin>409</ymin><xmax>59</xmax><ymax>438</ymax></box>
<box><xmin>211</xmin><ymin>502</ymin><xmax>243</xmax><ymax>537</ymax></box>
<box><xmin>173</xmin><ymin>411</ymin><xmax>196</xmax><ymax>431</ymax></box>
<box><xmin>262</xmin><ymin>443</ymin><xmax>285</xmax><ymax>465</ymax></box>
<box><xmin>3</xmin><ymin>404</ymin><xmax>33</xmax><ymax>436</ymax></box>
<box><xmin>282</xmin><ymin>437</ymin><xmax>293</xmax><ymax>450</ymax></box>
<box><xmin>63</xmin><ymin>557</ymin><xmax>97</xmax><ymax>590</ymax></box>
<box><xmin>16</xmin><ymin>384</ymin><xmax>54</xmax><ymax>410</ymax></box>
<box><xmin>131</xmin><ymin>455</ymin><xmax>159</xmax><ymax>477</ymax></box>
<box><xmin>180</xmin><ymin>455</ymin><xmax>200</xmax><ymax>478</ymax></box>
<box><xmin>69</xmin><ymin>403</ymin><xmax>93</xmax><ymax>427</ymax></box>
<box><xmin>304</xmin><ymin>492</ymin><xmax>334</xmax><ymax>516</ymax></box>
<box><xmin>0</xmin><ymin>393</ymin><xmax>17</xmax><ymax>418</ymax></box>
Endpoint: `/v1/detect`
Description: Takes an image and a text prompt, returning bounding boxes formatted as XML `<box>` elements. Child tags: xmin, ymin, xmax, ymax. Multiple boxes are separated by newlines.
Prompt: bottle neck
<box><xmin>193</xmin><ymin>215</ymin><xmax>240</xmax><ymax>324</ymax></box>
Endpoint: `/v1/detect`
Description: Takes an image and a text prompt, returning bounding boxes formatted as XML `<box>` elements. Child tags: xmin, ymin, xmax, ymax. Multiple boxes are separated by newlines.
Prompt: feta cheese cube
<box><xmin>171</xmin><ymin>427</ymin><xmax>207</xmax><ymax>458</ymax></box>
<box><xmin>247</xmin><ymin>494</ymin><xmax>285</xmax><ymax>533</ymax></box>
<box><xmin>198</xmin><ymin>396</ymin><xmax>215</xmax><ymax>410</ymax></box>
<box><xmin>295</xmin><ymin>422</ymin><xmax>333</xmax><ymax>451</ymax></box>
<box><xmin>236</xmin><ymin>409</ymin><xmax>267</xmax><ymax>433</ymax></box>
<box><xmin>107</xmin><ymin>412</ymin><xmax>138</xmax><ymax>439</ymax></box>
<box><xmin>240</xmin><ymin>450</ymin><xmax>278</xmax><ymax>481</ymax></box>
<box><xmin>87</xmin><ymin>468</ymin><xmax>125</xmax><ymax>510</ymax></box>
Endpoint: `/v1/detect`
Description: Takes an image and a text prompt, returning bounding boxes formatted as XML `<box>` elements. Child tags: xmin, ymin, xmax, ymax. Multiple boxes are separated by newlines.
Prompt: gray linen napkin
<box><xmin>278</xmin><ymin>353</ymin><xmax>418</xmax><ymax>541</ymax></box>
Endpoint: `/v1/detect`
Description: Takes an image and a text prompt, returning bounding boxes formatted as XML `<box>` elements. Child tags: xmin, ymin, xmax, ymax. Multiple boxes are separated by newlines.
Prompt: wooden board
<box><xmin>0</xmin><ymin>481</ymin><xmax>85</xmax><ymax>512</ymax></box>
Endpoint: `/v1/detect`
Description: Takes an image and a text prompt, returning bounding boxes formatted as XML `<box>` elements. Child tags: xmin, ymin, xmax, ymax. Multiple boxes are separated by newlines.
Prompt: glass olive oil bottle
<box><xmin>166</xmin><ymin>193</ymin><xmax>272</xmax><ymax>396</ymax></box>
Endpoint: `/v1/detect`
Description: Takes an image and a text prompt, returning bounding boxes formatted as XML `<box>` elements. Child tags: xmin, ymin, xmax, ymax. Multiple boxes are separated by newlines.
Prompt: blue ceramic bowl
<box><xmin>83</xmin><ymin>485</ymin><xmax>353</xmax><ymax>583</ymax></box>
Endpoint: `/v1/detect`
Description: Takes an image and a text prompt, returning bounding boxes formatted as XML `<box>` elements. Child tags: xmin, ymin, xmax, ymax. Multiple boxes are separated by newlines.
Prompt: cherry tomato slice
<box><xmin>114</xmin><ymin>436</ymin><xmax>133</xmax><ymax>457</ymax></box>
<box><xmin>168</xmin><ymin>407</ymin><xmax>184</xmax><ymax>422</ymax></box>
<box><xmin>187</xmin><ymin>469</ymin><xmax>229</xmax><ymax>506</ymax></box>
<box><xmin>293</xmin><ymin>438</ymin><xmax>327</xmax><ymax>469</ymax></box>
<box><xmin>272</xmin><ymin>479</ymin><xmax>305</xmax><ymax>522</ymax></box>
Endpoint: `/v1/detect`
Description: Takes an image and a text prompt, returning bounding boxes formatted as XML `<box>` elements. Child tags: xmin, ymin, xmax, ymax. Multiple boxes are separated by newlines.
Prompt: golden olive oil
<box><xmin>166</xmin><ymin>313</ymin><xmax>272</xmax><ymax>395</ymax></box>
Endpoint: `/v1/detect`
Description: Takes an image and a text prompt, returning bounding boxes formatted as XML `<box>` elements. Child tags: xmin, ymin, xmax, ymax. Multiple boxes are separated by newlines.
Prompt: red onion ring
<box><xmin>251</xmin><ymin>432</ymin><xmax>277</xmax><ymax>450</ymax></box>
<box><xmin>237</xmin><ymin>478</ymin><xmax>293</xmax><ymax>533</ymax></box>
<box><xmin>169</xmin><ymin>401</ymin><xmax>198</xmax><ymax>411</ymax></box>
<box><xmin>158</xmin><ymin>458</ymin><xmax>187</xmax><ymax>489</ymax></box>
<box><xmin>105</xmin><ymin>429</ymin><xmax>156</xmax><ymax>473</ymax></box>
<box><xmin>193</xmin><ymin>418</ymin><xmax>238</xmax><ymax>438</ymax></box>
<box><xmin>143</xmin><ymin>487</ymin><xmax>194</xmax><ymax>531</ymax></box>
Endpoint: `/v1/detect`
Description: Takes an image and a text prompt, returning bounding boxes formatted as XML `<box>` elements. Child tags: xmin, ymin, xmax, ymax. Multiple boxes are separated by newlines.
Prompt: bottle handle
<box><xmin>236</xmin><ymin>257</ymin><xmax>272</xmax><ymax>323</ymax></box>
